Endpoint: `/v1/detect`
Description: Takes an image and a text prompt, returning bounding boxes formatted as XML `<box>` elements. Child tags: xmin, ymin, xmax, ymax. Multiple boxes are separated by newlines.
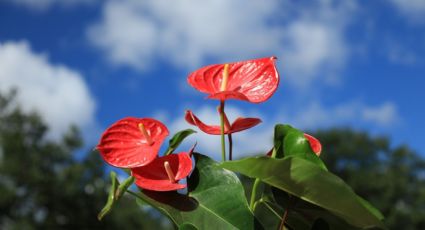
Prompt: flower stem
<box><xmin>249</xmin><ymin>178</ymin><xmax>261</xmax><ymax>210</ymax></box>
<box><xmin>219</xmin><ymin>100</ymin><xmax>226</xmax><ymax>162</ymax></box>
<box><xmin>279</xmin><ymin>208</ymin><xmax>290</xmax><ymax>230</ymax></box>
<box><xmin>250</xmin><ymin>148</ymin><xmax>278</xmax><ymax>211</ymax></box>
<box><xmin>279</xmin><ymin>194</ymin><xmax>294</xmax><ymax>230</ymax></box>
<box><xmin>228</xmin><ymin>134</ymin><xmax>233</xmax><ymax>161</ymax></box>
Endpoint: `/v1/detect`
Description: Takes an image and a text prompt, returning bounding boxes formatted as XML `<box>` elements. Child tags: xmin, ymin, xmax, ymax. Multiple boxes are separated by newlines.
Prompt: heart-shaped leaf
<box><xmin>221</xmin><ymin>156</ymin><xmax>385</xmax><ymax>229</ymax></box>
<box><xmin>134</xmin><ymin>153</ymin><xmax>256</xmax><ymax>230</ymax></box>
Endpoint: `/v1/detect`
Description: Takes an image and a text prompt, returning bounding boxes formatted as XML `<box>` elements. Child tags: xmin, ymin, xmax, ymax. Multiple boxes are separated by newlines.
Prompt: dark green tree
<box><xmin>0</xmin><ymin>90</ymin><xmax>171</xmax><ymax>229</ymax></box>
<box><xmin>313</xmin><ymin>128</ymin><xmax>425</xmax><ymax>230</ymax></box>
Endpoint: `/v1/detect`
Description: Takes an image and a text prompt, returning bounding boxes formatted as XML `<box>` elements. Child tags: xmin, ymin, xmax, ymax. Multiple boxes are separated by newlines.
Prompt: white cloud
<box><xmin>0</xmin><ymin>41</ymin><xmax>97</xmax><ymax>140</ymax></box>
<box><xmin>361</xmin><ymin>102</ymin><xmax>399</xmax><ymax>126</ymax></box>
<box><xmin>87</xmin><ymin>0</ymin><xmax>281</xmax><ymax>70</ymax></box>
<box><xmin>390</xmin><ymin>0</ymin><xmax>425</xmax><ymax>22</ymax></box>
<box><xmin>3</xmin><ymin>0</ymin><xmax>97</xmax><ymax>10</ymax></box>
<box><xmin>282</xmin><ymin>20</ymin><xmax>346</xmax><ymax>88</ymax></box>
<box><xmin>278</xmin><ymin>101</ymin><xmax>400</xmax><ymax>129</ymax></box>
<box><xmin>88</xmin><ymin>0</ymin><xmax>355</xmax><ymax>89</ymax></box>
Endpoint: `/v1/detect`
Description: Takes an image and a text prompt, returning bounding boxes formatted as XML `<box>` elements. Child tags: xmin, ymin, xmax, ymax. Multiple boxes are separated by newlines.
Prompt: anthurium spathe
<box><xmin>131</xmin><ymin>152</ymin><xmax>193</xmax><ymax>191</ymax></box>
<box><xmin>187</xmin><ymin>56</ymin><xmax>279</xmax><ymax>103</ymax></box>
<box><xmin>97</xmin><ymin>117</ymin><xmax>169</xmax><ymax>168</ymax></box>
<box><xmin>304</xmin><ymin>133</ymin><xmax>322</xmax><ymax>156</ymax></box>
<box><xmin>185</xmin><ymin>110</ymin><xmax>261</xmax><ymax>135</ymax></box>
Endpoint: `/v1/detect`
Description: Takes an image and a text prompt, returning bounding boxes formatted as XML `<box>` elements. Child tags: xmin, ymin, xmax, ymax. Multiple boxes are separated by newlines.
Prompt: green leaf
<box><xmin>97</xmin><ymin>171</ymin><xmax>119</xmax><ymax>220</ymax></box>
<box><xmin>270</xmin><ymin>188</ymin><xmax>362</xmax><ymax>230</ymax></box>
<box><xmin>254</xmin><ymin>186</ymin><xmax>322</xmax><ymax>230</ymax></box>
<box><xmin>134</xmin><ymin>153</ymin><xmax>256</xmax><ymax>230</ymax></box>
<box><xmin>273</xmin><ymin>124</ymin><xmax>327</xmax><ymax>170</ymax></box>
<box><xmin>165</xmin><ymin>129</ymin><xmax>196</xmax><ymax>155</ymax></box>
<box><xmin>356</xmin><ymin>196</ymin><xmax>384</xmax><ymax>221</ymax></box>
<box><xmin>273</xmin><ymin>124</ymin><xmax>290</xmax><ymax>158</ymax></box>
<box><xmin>221</xmin><ymin>156</ymin><xmax>386</xmax><ymax>229</ymax></box>
<box><xmin>179</xmin><ymin>223</ymin><xmax>198</xmax><ymax>230</ymax></box>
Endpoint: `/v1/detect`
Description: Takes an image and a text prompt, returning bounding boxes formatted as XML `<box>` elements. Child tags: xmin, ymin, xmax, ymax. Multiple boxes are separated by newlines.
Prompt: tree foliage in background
<box><xmin>0</xmin><ymin>90</ymin><xmax>171</xmax><ymax>230</ymax></box>
<box><xmin>313</xmin><ymin>128</ymin><xmax>425</xmax><ymax>230</ymax></box>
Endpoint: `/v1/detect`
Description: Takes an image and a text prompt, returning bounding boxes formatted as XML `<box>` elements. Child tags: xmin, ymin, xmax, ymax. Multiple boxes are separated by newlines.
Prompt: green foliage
<box><xmin>221</xmin><ymin>156</ymin><xmax>385</xmax><ymax>229</ymax></box>
<box><xmin>134</xmin><ymin>153</ymin><xmax>256</xmax><ymax>230</ymax></box>
<box><xmin>313</xmin><ymin>128</ymin><xmax>425</xmax><ymax>230</ymax></box>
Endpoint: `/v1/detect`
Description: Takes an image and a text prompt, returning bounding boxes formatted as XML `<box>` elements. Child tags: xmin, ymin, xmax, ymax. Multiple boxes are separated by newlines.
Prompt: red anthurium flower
<box><xmin>97</xmin><ymin>117</ymin><xmax>169</xmax><ymax>168</ymax></box>
<box><xmin>304</xmin><ymin>133</ymin><xmax>322</xmax><ymax>156</ymax></box>
<box><xmin>185</xmin><ymin>110</ymin><xmax>261</xmax><ymax>135</ymax></box>
<box><xmin>131</xmin><ymin>152</ymin><xmax>193</xmax><ymax>191</ymax></box>
<box><xmin>188</xmin><ymin>56</ymin><xmax>279</xmax><ymax>103</ymax></box>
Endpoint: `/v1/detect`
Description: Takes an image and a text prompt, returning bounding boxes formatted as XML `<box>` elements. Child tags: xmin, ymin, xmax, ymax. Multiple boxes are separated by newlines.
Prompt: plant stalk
<box><xmin>279</xmin><ymin>208</ymin><xmax>289</xmax><ymax>230</ymax></box>
<box><xmin>249</xmin><ymin>178</ymin><xmax>261</xmax><ymax>210</ymax></box>
<box><xmin>249</xmin><ymin>148</ymin><xmax>278</xmax><ymax>211</ymax></box>
<box><xmin>228</xmin><ymin>134</ymin><xmax>233</xmax><ymax>161</ymax></box>
<box><xmin>219</xmin><ymin>100</ymin><xmax>226</xmax><ymax>162</ymax></box>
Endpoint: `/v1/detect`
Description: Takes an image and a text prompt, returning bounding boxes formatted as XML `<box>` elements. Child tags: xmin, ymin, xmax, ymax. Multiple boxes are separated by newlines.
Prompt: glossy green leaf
<box><xmin>134</xmin><ymin>153</ymin><xmax>255</xmax><ymax>230</ymax></box>
<box><xmin>274</xmin><ymin>124</ymin><xmax>327</xmax><ymax>170</ymax></box>
<box><xmin>165</xmin><ymin>129</ymin><xmax>196</xmax><ymax>155</ymax></box>
<box><xmin>273</xmin><ymin>124</ymin><xmax>290</xmax><ymax>158</ymax></box>
<box><xmin>221</xmin><ymin>156</ymin><xmax>385</xmax><ymax>229</ymax></box>
<box><xmin>97</xmin><ymin>171</ymin><xmax>119</xmax><ymax>220</ymax></box>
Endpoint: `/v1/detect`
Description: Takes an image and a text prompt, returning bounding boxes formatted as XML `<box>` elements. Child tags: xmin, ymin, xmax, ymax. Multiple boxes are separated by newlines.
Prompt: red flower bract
<box><xmin>304</xmin><ymin>133</ymin><xmax>322</xmax><ymax>156</ymax></box>
<box><xmin>131</xmin><ymin>152</ymin><xmax>192</xmax><ymax>191</ymax></box>
<box><xmin>188</xmin><ymin>56</ymin><xmax>279</xmax><ymax>103</ymax></box>
<box><xmin>185</xmin><ymin>110</ymin><xmax>261</xmax><ymax>135</ymax></box>
<box><xmin>97</xmin><ymin>117</ymin><xmax>169</xmax><ymax>168</ymax></box>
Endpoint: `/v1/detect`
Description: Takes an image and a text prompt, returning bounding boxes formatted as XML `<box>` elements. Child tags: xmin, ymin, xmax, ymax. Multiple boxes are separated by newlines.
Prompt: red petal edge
<box><xmin>188</xmin><ymin>56</ymin><xmax>279</xmax><ymax>103</ymax></box>
<box><xmin>97</xmin><ymin>117</ymin><xmax>169</xmax><ymax>168</ymax></box>
<box><xmin>207</xmin><ymin>91</ymin><xmax>249</xmax><ymax>102</ymax></box>
<box><xmin>185</xmin><ymin>110</ymin><xmax>261</xmax><ymax>135</ymax></box>
<box><xmin>304</xmin><ymin>133</ymin><xmax>322</xmax><ymax>156</ymax></box>
<box><xmin>230</xmin><ymin>117</ymin><xmax>262</xmax><ymax>133</ymax></box>
<box><xmin>185</xmin><ymin>110</ymin><xmax>221</xmax><ymax>135</ymax></box>
<box><xmin>131</xmin><ymin>152</ymin><xmax>193</xmax><ymax>191</ymax></box>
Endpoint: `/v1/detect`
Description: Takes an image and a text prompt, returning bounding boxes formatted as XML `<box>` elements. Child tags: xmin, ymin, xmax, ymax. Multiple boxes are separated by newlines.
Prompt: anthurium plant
<box><xmin>96</xmin><ymin>57</ymin><xmax>386</xmax><ymax>230</ymax></box>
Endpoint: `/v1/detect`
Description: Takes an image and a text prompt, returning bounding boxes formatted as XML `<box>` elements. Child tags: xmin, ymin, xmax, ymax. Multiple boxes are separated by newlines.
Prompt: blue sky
<box><xmin>0</xmin><ymin>0</ymin><xmax>424</xmax><ymax>160</ymax></box>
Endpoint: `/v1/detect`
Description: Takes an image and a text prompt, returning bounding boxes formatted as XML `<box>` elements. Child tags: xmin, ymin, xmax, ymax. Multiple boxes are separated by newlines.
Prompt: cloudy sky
<box><xmin>0</xmin><ymin>0</ymin><xmax>424</xmax><ymax>160</ymax></box>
